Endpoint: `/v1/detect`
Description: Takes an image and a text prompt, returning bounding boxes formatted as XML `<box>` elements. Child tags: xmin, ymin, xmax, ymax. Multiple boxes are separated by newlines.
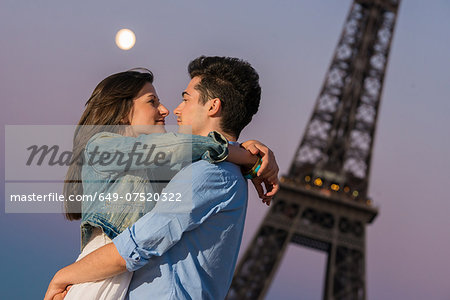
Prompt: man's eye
<box><xmin>148</xmin><ymin>99</ymin><xmax>155</xmax><ymax>104</ymax></box>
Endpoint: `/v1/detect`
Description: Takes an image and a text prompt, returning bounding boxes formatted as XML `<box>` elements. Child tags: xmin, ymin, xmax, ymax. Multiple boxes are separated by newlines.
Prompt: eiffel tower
<box><xmin>227</xmin><ymin>1</ymin><xmax>401</xmax><ymax>299</ymax></box>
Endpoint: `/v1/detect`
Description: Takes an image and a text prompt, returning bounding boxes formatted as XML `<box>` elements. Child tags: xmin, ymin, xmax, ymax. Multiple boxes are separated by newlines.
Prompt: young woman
<box><xmin>57</xmin><ymin>69</ymin><xmax>277</xmax><ymax>300</ymax></box>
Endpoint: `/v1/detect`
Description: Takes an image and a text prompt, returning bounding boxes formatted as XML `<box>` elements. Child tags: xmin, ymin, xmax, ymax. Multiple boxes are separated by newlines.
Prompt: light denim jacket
<box><xmin>80</xmin><ymin>131</ymin><xmax>228</xmax><ymax>249</ymax></box>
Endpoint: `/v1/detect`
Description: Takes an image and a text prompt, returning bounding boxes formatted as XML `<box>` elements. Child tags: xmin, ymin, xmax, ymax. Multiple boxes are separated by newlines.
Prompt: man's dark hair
<box><xmin>188</xmin><ymin>56</ymin><xmax>261</xmax><ymax>139</ymax></box>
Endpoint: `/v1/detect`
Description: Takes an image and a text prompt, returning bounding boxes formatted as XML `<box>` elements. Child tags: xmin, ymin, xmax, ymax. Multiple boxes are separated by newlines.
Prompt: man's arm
<box><xmin>44</xmin><ymin>243</ymin><xmax>126</xmax><ymax>300</ymax></box>
<box><xmin>45</xmin><ymin>162</ymin><xmax>243</xmax><ymax>299</ymax></box>
<box><xmin>113</xmin><ymin>162</ymin><xmax>243</xmax><ymax>271</ymax></box>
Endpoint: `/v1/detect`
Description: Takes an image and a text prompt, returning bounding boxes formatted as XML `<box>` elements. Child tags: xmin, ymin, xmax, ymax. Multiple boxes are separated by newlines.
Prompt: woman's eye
<box><xmin>148</xmin><ymin>99</ymin><xmax>155</xmax><ymax>104</ymax></box>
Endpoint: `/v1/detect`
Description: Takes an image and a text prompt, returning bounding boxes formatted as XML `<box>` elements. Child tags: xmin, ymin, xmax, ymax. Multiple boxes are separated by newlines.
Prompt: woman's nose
<box><xmin>159</xmin><ymin>104</ymin><xmax>169</xmax><ymax>116</ymax></box>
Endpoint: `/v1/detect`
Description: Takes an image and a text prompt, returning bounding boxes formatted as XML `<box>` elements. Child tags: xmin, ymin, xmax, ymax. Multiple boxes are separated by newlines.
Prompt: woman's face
<box><xmin>129</xmin><ymin>82</ymin><xmax>169</xmax><ymax>134</ymax></box>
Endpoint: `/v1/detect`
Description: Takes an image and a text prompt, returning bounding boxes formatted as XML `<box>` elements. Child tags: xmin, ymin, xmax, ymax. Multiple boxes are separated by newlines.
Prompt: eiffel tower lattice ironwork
<box><xmin>226</xmin><ymin>1</ymin><xmax>401</xmax><ymax>299</ymax></box>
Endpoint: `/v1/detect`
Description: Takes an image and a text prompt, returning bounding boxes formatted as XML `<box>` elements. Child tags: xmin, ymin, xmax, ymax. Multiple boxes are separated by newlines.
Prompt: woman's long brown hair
<box><xmin>64</xmin><ymin>69</ymin><xmax>154</xmax><ymax>220</ymax></box>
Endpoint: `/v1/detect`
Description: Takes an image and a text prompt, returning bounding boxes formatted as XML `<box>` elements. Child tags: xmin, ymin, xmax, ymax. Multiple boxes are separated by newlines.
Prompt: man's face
<box><xmin>174</xmin><ymin>76</ymin><xmax>209</xmax><ymax>135</ymax></box>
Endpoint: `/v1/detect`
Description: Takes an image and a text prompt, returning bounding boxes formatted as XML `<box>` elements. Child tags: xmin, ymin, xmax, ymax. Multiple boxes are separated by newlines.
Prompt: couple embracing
<box><xmin>45</xmin><ymin>56</ymin><xmax>279</xmax><ymax>300</ymax></box>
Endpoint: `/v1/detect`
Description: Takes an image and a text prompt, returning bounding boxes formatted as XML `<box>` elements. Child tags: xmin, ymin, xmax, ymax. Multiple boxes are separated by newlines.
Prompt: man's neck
<box><xmin>197</xmin><ymin>128</ymin><xmax>236</xmax><ymax>142</ymax></box>
<box><xmin>220</xmin><ymin>132</ymin><xmax>236</xmax><ymax>142</ymax></box>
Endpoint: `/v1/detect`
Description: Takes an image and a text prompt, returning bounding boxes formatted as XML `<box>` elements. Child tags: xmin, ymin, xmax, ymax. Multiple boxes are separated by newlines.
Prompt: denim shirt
<box><xmin>80</xmin><ymin>131</ymin><xmax>228</xmax><ymax>250</ymax></box>
<box><xmin>113</xmin><ymin>157</ymin><xmax>248</xmax><ymax>300</ymax></box>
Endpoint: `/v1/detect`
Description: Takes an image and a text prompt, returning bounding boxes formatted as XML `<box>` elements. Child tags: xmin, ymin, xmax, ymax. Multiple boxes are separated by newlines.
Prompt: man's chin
<box><xmin>177</xmin><ymin>125</ymin><xmax>193</xmax><ymax>135</ymax></box>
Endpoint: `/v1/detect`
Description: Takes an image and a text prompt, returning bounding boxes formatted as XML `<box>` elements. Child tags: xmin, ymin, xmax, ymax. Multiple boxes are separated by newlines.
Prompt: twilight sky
<box><xmin>1</xmin><ymin>0</ymin><xmax>449</xmax><ymax>299</ymax></box>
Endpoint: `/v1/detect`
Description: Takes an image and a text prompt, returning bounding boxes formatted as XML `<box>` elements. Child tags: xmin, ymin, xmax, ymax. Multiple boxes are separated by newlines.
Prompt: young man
<box><xmin>45</xmin><ymin>56</ymin><xmax>279</xmax><ymax>300</ymax></box>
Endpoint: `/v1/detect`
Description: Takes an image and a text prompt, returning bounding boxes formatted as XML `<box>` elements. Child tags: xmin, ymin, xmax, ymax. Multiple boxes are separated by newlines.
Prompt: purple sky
<box><xmin>1</xmin><ymin>0</ymin><xmax>450</xmax><ymax>299</ymax></box>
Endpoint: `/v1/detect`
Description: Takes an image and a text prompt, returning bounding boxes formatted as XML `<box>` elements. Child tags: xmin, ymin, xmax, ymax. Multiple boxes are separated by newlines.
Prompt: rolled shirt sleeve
<box><xmin>113</xmin><ymin>227</ymin><xmax>145</xmax><ymax>271</ymax></box>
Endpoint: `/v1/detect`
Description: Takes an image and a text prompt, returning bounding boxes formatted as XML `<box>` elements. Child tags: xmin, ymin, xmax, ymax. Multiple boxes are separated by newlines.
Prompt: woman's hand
<box><xmin>241</xmin><ymin>140</ymin><xmax>280</xmax><ymax>205</ymax></box>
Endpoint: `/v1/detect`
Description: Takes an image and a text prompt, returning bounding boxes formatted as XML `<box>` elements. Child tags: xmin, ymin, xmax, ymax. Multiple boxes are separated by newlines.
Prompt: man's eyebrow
<box><xmin>182</xmin><ymin>91</ymin><xmax>190</xmax><ymax>97</ymax></box>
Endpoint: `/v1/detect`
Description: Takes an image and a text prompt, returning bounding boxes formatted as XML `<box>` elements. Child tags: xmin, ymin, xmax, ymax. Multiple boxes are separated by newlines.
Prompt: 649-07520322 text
<box><xmin>9</xmin><ymin>192</ymin><xmax>182</xmax><ymax>202</ymax></box>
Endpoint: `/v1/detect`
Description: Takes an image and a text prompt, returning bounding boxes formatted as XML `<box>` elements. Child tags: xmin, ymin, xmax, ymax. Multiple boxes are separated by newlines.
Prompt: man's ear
<box><xmin>207</xmin><ymin>98</ymin><xmax>222</xmax><ymax>116</ymax></box>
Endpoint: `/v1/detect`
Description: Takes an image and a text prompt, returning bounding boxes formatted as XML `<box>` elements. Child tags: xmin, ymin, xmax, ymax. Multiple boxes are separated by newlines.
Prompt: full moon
<box><xmin>115</xmin><ymin>29</ymin><xmax>136</xmax><ymax>50</ymax></box>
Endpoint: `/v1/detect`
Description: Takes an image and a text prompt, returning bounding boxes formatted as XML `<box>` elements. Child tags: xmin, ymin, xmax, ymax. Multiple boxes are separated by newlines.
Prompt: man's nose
<box><xmin>174</xmin><ymin>104</ymin><xmax>182</xmax><ymax>116</ymax></box>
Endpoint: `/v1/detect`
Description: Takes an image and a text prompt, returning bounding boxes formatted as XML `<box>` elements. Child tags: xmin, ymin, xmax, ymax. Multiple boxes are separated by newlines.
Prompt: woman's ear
<box><xmin>120</xmin><ymin>116</ymin><xmax>130</xmax><ymax>125</ymax></box>
<box><xmin>207</xmin><ymin>98</ymin><xmax>222</xmax><ymax>116</ymax></box>
<box><xmin>121</xmin><ymin>105</ymin><xmax>134</xmax><ymax>125</ymax></box>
